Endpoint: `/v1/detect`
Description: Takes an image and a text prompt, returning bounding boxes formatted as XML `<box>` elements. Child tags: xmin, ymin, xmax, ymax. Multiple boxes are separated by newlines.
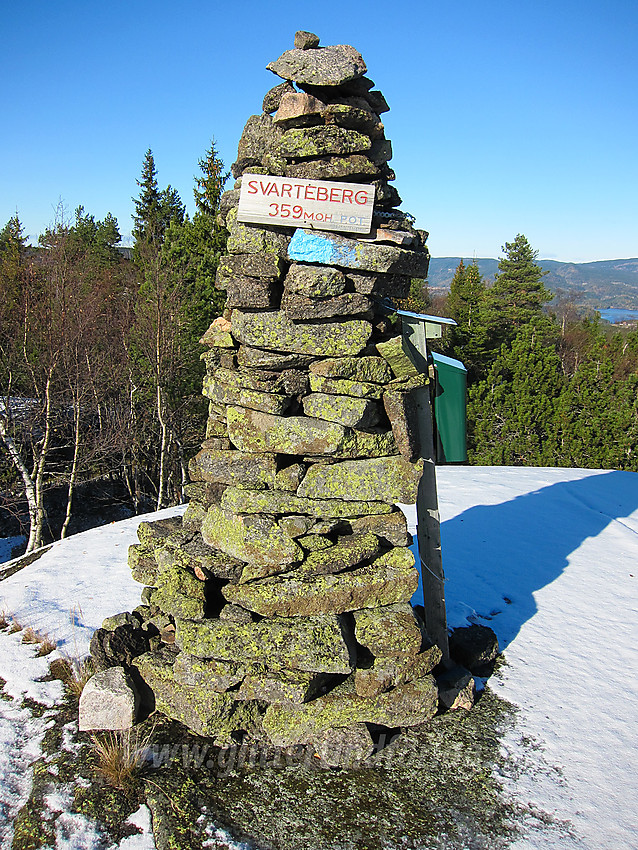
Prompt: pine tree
<box><xmin>481</xmin><ymin>234</ymin><xmax>553</xmax><ymax>351</ymax></box>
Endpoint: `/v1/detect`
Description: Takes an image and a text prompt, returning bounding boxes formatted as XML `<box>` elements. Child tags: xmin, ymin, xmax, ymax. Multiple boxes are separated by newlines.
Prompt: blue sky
<box><xmin>1</xmin><ymin>0</ymin><xmax>636</xmax><ymax>262</ymax></box>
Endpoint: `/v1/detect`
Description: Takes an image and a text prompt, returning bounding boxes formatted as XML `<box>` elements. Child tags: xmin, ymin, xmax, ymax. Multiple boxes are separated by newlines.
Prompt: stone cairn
<box><xmin>84</xmin><ymin>32</ymin><xmax>483</xmax><ymax>764</ymax></box>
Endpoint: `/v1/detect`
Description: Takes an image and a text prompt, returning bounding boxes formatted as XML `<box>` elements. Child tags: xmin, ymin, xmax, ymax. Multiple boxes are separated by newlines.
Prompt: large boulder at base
<box><xmin>79</xmin><ymin>666</ymin><xmax>139</xmax><ymax>731</ymax></box>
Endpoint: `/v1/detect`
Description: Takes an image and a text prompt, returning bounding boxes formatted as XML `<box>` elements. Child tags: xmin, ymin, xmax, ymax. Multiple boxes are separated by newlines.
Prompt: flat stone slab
<box><xmin>288</xmin><ymin>229</ymin><xmax>430</xmax><ymax>277</ymax></box>
<box><xmin>194</xmin><ymin>448</ymin><xmax>276</xmax><ymax>489</ymax></box>
<box><xmin>175</xmin><ymin>615</ymin><xmax>355</xmax><ymax>674</ymax></box>
<box><xmin>231</xmin><ymin>310</ymin><xmax>371</xmax><ymax>357</ymax></box>
<box><xmin>227</xmin><ymin>405</ymin><xmax>347</xmax><ymax>455</ymax></box>
<box><xmin>203</xmin><ymin>374</ymin><xmax>291</xmax><ymax>415</ymax></box>
<box><xmin>134</xmin><ymin>649</ymin><xmax>260</xmax><ymax>744</ymax></box>
<box><xmin>267</xmin><ymin>44</ymin><xmax>367</xmax><ymax>86</ymax></box>
<box><xmin>202</xmin><ymin>505</ymin><xmax>303</xmax><ymax>576</ymax></box>
<box><xmin>355</xmin><ymin>645</ymin><xmax>443</xmax><ymax>697</ymax></box>
<box><xmin>284</xmin><ymin>263</ymin><xmax>347</xmax><ymax>298</ymax></box>
<box><xmin>353</xmin><ymin>603</ymin><xmax>423</xmax><ymax>658</ymax></box>
<box><xmin>297</xmin><ymin>531</ymin><xmax>381</xmax><ymax>577</ymax></box>
<box><xmin>79</xmin><ymin>666</ymin><xmax>138</xmax><ymax>731</ymax></box>
<box><xmin>302</xmin><ymin>393</ymin><xmax>381</xmax><ymax>428</ymax></box>
<box><xmin>262</xmin><ymin>675</ymin><xmax>438</xmax><ymax>747</ymax></box>
<box><xmin>222</xmin><ymin>547</ymin><xmax>418</xmax><ymax>617</ymax></box>
<box><xmin>275</xmin><ymin>126</ymin><xmax>371</xmax><ymax>159</ymax></box>
<box><xmin>221</xmin><ymin>486</ymin><xmax>393</xmax><ymax>519</ymax></box>
<box><xmin>236</xmin><ymin>670</ymin><xmax>328</xmax><ymax>704</ymax></box>
<box><xmin>297</xmin><ymin>456</ymin><xmax>423</xmax><ymax>504</ymax></box>
<box><xmin>310</xmin><ymin>355</ymin><xmax>392</xmax><ymax>384</ymax></box>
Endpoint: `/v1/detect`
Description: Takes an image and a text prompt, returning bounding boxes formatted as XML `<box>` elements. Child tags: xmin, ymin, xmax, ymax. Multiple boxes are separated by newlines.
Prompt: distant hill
<box><xmin>428</xmin><ymin>257</ymin><xmax>638</xmax><ymax>309</ymax></box>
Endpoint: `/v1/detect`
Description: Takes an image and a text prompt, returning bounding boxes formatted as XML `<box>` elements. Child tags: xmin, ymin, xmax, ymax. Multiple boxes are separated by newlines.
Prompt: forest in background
<box><xmin>0</xmin><ymin>144</ymin><xmax>228</xmax><ymax>551</ymax></box>
<box><xmin>418</xmin><ymin>237</ymin><xmax>638</xmax><ymax>471</ymax></box>
<box><xmin>1</xmin><ymin>146</ymin><xmax>637</xmax><ymax>554</ymax></box>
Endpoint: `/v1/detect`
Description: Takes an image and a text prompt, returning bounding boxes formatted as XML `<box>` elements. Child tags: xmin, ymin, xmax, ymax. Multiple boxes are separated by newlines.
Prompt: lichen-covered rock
<box><xmin>202</xmin><ymin>505</ymin><xmax>303</xmax><ymax>575</ymax></box>
<box><xmin>231</xmin><ymin>310</ymin><xmax>371</xmax><ymax>357</ymax></box>
<box><xmin>202</xmin><ymin>374</ymin><xmax>291</xmax><ymax>415</ymax></box>
<box><xmin>347</xmin><ymin>509</ymin><xmax>411</xmax><ymax>547</ymax></box>
<box><xmin>233</xmin><ymin>113</ymin><xmax>283</xmax><ymax>177</ymax></box>
<box><xmin>134</xmin><ymin>648</ymin><xmax>261</xmax><ymax>744</ymax></box>
<box><xmin>310</xmin><ymin>355</ymin><xmax>392</xmax><ymax>384</ymax></box>
<box><xmin>353</xmin><ymin>603</ymin><xmax>423</xmax><ymax>658</ymax></box>
<box><xmin>313</xmin><ymin>722</ymin><xmax>375</xmax><ymax>767</ymax></box>
<box><xmin>288</xmin><ymin>229</ymin><xmax>430</xmax><ymax>277</ymax></box>
<box><xmin>226</xmin><ymin>405</ymin><xmax>348</xmax><ymax>455</ymax></box>
<box><xmin>267</xmin><ymin>44</ymin><xmax>367</xmax><ymax>87</ymax></box>
<box><xmin>151</xmin><ymin>564</ymin><xmax>207</xmax><ymax>621</ymax></box>
<box><xmin>308</xmin><ymin>373</ymin><xmax>385</xmax><ymax>399</ymax></box>
<box><xmin>262</xmin><ymin>80</ymin><xmax>295</xmax><ymax>114</ymax></box>
<box><xmin>128</xmin><ymin>544</ymin><xmax>159</xmax><ymax>586</ymax></box>
<box><xmin>222</xmin><ymin>547</ymin><xmax>418</xmax><ymax>617</ymax></box>
<box><xmin>175</xmin><ymin>614</ymin><xmax>355</xmax><ymax>674</ymax></box>
<box><xmin>281</xmin><ymin>291</ymin><xmax>372</xmax><ymax>321</ymax></box>
<box><xmin>274</xmin><ymin>463</ymin><xmax>306</xmax><ymax>492</ymax></box>
<box><xmin>217</xmin><ymin>252</ymin><xmax>284</xmax><ymax>284</ymax></box>
<box><xmin>376</xmin><ymin>335</ymin><xmax>419</xmax><ymax>379</ymax></box>
<box><xmin>173</xmin><ymin>652</ymin><xmax>247</xmax><ymax>692</ymax></box>
<box><xmin>194</xmin><ymin>447</ymin><xmax>276</xmax><ymax>489</ymax></box>
<box><xmin>285</xmin><ymin>154</ymin><xmax>379</xmax><ymax>181</ymax></box>
<box><xmin>297</xmin><ymin>531</ymin><xmax>380</xmax><ymax>577</ymax></box>
<box><xmin>263</xmin><ymin>674</ymin><xmax>438</xmax><ymax>747</ymax></box>
<box><xmin>297</xmin><ymin>456</ymin><xmax>423</xmax><ymax>504</ymax></box>
<box><xmin>354</xmin><ymin>645</ymin><xmax>443</xmax><ymax>697</ymax></box>
<box><xmin>294</xmin><ymin>30</ymin><xmax>320</xmax><ymax>50</ymax></box>
<box><xmin>226</xmin><ymin>207</ymin><xmax>291</xmax><ymax>257</ymax></box>
<box><xmin>284</xmin><ymin>263</ymin><xmax>347</xmax><ymax>297</ymax></box>
<box><xmin>220</xmin><ymin>485</ymin><xmax>393</xmax><ymax>519</ymax></box>
<box><xmin>275</xmin><ymin>126</ymin><xmax>372</xmax><ymax>159</ymax></box>
<box><xmin>302</xmin><ymin>392</ymin><xmax>381</xmax><ymax>428</ymax></box>
<box><xmin>224</xmin><ymin>276</ymin><xmax>282</xmax><ymax>309</ymax></box>
<box><xmin>236</xmin><ymin>345</ymin><xmax>316</xmax><ymax>371</ymax></box>
<box><xmin>236</xmin><ymin>670</ymin><xmax>329</xmax><ymax>704</ymax></box>
<box><xmin>383</xmin><ymin>377</ymin><xmax>426</xmax><ymax>462</ymax></box>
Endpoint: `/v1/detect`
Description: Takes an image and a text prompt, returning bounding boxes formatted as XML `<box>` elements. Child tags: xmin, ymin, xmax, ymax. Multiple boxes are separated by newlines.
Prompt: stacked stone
<box><xmin>117</xmin><ymin>33</ymin><xmax>447</xmax><ymax>762</ymax></box>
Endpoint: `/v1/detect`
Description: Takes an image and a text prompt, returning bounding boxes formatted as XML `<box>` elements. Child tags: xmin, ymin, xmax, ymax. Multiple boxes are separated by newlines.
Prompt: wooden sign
<box><xmin>238</xmin><ymin>174</ymin><xmax>375</xmax><ymax>234</ymax></box>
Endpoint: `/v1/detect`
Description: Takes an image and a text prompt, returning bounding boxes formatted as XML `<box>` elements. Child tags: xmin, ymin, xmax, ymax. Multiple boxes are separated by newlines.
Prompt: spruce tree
<box><xmin>193</xmin><ymin>139</ymin><xmax>229</xmax><ymax>217</ymax></box>
<box><xmin>444</xmin><ymin>260</ymin><xmax>488</xmax><ymax>382</ymax></box>
<box><xmin>467</xmin><ymin>320</ymin><xmax>563</xmax><ymax>465</ymax></box>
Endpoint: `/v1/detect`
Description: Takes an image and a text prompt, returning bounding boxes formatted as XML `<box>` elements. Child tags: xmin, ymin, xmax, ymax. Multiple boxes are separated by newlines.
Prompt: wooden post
<box><xmin>414</xmin><ymin>384</ymin><xmax>450</xmax><ymax>663</ymax></box>
<box><xmin>400</xmin><ymin>313</ymin><xmax>450</xmax><ymax>663</ymax></box>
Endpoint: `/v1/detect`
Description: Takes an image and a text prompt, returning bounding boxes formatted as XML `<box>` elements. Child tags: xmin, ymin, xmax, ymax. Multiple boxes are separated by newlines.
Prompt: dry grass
<box><xmin>8</xmin><ymin>619</ymin><xmax>23</xmax><ymax>634</ymax></box>
<box><xmin>91</xmin><ymin>726</ymin><xmax>153</xmax><ymax>791</ymax></box>
<box><xmin>0</xmin><ymin>610</ymin><xmax>9</xmax><ymax>630</ymax></box>
<box><xmin>20</xmin><ymin>626</ymin><xmax>57</xmax><ymax>656</ymax></box>
<box><xmin>65</xmin><ymin>656</ymin><xmax>95</xmax><ymax>700</ymax></box>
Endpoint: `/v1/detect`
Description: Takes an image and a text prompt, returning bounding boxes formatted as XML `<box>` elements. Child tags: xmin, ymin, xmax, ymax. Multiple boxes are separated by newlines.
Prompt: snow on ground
<box><xmin>407</xmin><ymin>466</ymin><xmax>638</xmax><ymax>850</ymax></box>
<box><xmin>0</xmin><ymin>468</ymin><xmax>637</xmax><ymax>849</ymax></box>
<box><xmin>0</xmin><ymin>505</ymin><xmax>187</xmax><ymax>660</ymax></box>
